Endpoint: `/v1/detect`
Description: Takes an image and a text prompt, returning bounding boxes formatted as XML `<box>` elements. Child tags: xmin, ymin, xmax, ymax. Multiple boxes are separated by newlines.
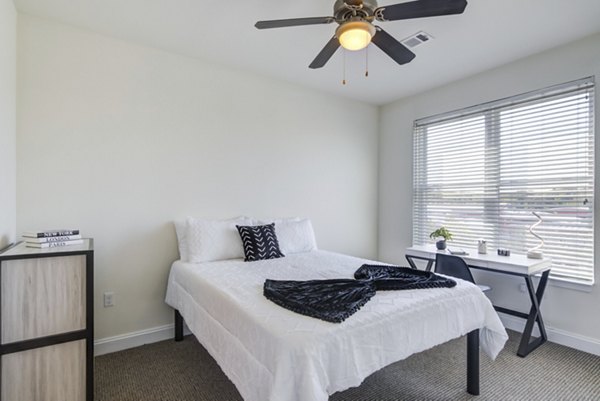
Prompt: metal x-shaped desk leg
<box><xmin>517</xmin><ymin>270</ymin><xmax>550</xmax><ymax>357</ymax></box>
<box><xmin>405</xmin><ymin>255</ymin><xmax>434</xmax><ymax>271</ymax></box>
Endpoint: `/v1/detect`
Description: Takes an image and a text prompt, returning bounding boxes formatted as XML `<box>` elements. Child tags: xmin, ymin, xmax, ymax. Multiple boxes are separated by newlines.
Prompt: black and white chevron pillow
<box><xmin>236</xmin><ymin>223</ymin><xmax>285</xmax><ymax>262</ymax></box>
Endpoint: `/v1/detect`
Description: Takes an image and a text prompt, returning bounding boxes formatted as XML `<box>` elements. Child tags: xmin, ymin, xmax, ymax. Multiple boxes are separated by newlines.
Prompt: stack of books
<box><xmin>23</xmin><ymin>229</ymin><xmax>83</xmax><ymax>248</ymax></box>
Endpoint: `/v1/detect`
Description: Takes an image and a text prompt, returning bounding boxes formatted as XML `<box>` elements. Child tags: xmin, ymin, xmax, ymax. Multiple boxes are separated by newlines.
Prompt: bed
<box><xmin>165</xmin><ymin>248</ymin><xmax>508</xmax><ymax>401</ymax></box>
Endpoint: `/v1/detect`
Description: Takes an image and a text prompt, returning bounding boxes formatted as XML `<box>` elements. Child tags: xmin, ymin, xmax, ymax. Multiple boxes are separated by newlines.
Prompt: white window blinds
<box><xmin>413</xmin><ymin>77</ymin><xmax>595</xmax><ymax>284</ymax></box>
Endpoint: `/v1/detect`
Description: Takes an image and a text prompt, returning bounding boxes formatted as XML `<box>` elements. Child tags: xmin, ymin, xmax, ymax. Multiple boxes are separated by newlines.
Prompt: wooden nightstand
<box><xmin>0</xmin><ymin>239</ymin><xmax>94</xmax><ymax>401</ymax></box>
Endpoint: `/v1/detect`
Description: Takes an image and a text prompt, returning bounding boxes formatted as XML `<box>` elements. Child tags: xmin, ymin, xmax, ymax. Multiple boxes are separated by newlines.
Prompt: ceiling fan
<box><xmin>255</xmin><ymin>0</ymin><xmax>468</xmax><ymax>69</ymax></box>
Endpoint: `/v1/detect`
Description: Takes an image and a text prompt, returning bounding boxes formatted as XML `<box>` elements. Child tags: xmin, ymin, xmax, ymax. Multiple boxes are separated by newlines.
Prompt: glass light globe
<box><xmin>336</xmin><ymin>21</ymin><xmax>376</xmax><ymax>51</ymax></box>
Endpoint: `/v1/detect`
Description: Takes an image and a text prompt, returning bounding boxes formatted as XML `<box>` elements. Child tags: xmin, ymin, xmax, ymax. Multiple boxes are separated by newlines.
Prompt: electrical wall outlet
<box><xmin>103</xmin><ymin>291</ymin><xmax>115</xmax><ymax>307</ymax></box>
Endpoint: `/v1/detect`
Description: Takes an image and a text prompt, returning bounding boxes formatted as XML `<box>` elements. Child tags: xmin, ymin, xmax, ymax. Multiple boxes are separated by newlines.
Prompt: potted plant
<box><xmin>430</xmin><ymin>227</ymin><xmax>453</xmax><ymax>250</ymax></box>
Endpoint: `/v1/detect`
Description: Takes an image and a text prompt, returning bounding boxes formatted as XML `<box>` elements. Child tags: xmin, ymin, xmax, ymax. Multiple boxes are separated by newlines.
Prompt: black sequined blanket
<box><xmin>263</xmin><ymin>264</ymin><xmax>456</xmax><ymax>323</ymax></box>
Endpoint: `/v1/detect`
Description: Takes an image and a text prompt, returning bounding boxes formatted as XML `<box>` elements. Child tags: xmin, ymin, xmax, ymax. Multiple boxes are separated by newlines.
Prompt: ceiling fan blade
<box><xmin>376</xmin><ymin>0</ymin><xmax>467</xmax><ymax>21</ymax></box>
<box><xmin>255</xmin><ymin>17</ymin><xmax>335</xmax><ymax>29</ymax></box>
<box><xmin>371</xmin><ymin>27</ymin><xmax>416</xmax><ymax>65</ymax></box>
<box><xmin>309</xmin><ymin>36</ymin><xmax>340</xmax><ymax>69</ymax></box>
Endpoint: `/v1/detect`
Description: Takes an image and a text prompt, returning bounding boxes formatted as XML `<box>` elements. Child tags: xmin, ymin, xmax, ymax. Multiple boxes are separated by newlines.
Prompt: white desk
<box><xmin>406</xmin><ymin>245</ymin><xmax>551</xmax><ymax>275</ymax></box>
<box><xmin>405</xmin><ymin>245</ymin><xmax>551</xmax><ymax>357</ymax></box>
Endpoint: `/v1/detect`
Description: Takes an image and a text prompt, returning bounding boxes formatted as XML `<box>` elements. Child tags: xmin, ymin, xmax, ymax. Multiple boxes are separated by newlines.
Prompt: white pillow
<box><xmin>273</xmin><ymin>218</ymin><xmax>317</xmax><ymax>255</ymax></box>
<box><xmin>174</xmin><ymin>220</ymin><xmax>189</xmax><ymax>262</ymax></box>
<box><xmin>187</xmin><ymin>216</ymin><xmax>253</xmax><ymax>262</ymax></box>
<box><xmin>254</xmin><ymin>217</ymin><xmax>301</xmax><ymax>225</ymax></box>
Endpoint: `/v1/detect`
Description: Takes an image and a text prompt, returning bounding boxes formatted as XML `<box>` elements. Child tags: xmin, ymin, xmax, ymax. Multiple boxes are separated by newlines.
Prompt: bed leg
<box><xmin>467</xmin><ymin>329</ymin><xmax>480</xmax><ymax>395</ymax></box>
<box><xmin>174</xmin><ymin>309</ymin><xmax>184</xmax><ymax>342</ymax></box>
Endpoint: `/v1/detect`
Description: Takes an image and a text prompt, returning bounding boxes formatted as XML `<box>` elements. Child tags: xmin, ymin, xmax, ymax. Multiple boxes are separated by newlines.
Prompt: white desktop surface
<box><xmin>406</xmin><ymin>244</ymin><xmax>551</xmax><ymax>276</ymax></box>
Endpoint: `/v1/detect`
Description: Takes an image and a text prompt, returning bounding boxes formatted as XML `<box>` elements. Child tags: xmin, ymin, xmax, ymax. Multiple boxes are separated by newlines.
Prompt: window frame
<box><xmin>412</xmin><ymin>77</ymin><xmax>595</xmax><ymax>286</ymax></box>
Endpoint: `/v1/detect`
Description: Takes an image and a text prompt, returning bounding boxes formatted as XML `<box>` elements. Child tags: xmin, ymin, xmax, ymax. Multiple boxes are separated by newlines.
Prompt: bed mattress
<box><xmin>165</xmin><ymin>250</ymin><xmax>507</xmax><ymax>401</ymax></box>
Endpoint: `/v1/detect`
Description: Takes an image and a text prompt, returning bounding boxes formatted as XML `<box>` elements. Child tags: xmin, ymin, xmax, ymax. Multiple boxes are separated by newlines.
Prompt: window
<box><xmin>413</xmin><ymin>77</ymin><xmax>595</xmax><ymax>284</ymax></box>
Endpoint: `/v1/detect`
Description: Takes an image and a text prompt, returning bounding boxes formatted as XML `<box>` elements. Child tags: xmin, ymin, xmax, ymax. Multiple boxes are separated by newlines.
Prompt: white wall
<box><xmin>0</xmin><ymin>0</ymin><xmax>16</xmax><ymax>250</ymax></box>
<box><xmin>379</xmin><ymin>32</ymin><xmax>600</xmax><ymax>346</ymax></box>
<box><xmin>17</xmin><ymin>15</ymin><xmax>379</xmax><ymax>340</ymax></box>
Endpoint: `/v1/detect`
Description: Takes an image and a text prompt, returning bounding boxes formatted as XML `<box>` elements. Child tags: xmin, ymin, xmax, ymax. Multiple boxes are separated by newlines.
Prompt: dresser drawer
<box><xmin>1</xmin><ymin>340</ymin><xmax>86</xmax><ymax>401</ymax></box>
<box><xmin>1</xmin><ymin>255</ymin><xmax>86</xmax><ymax>343</ymax></box>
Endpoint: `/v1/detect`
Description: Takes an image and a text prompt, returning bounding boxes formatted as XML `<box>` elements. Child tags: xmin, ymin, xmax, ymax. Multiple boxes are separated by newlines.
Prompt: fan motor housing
<box><xmin>334</xmin><ymin>0</ymin><xmax>379</xmax><ymax>22</ymax></box>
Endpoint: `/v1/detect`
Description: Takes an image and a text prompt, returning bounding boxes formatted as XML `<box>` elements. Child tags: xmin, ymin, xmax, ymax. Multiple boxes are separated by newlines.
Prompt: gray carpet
<box><xmin>95</xmin><ymin>330</ymin><xmax>600</xmax><ymax>400</ymax></box>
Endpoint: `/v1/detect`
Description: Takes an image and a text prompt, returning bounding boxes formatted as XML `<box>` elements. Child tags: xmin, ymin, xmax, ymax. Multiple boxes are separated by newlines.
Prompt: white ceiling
<box><xmin>14</xmin><ymin>0</ymin><xmax>600</xmax><ymax>105</ymax></box>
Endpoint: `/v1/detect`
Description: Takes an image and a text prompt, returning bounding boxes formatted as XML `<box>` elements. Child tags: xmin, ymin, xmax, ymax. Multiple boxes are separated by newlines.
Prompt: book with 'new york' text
<box><xmin>22</xmin><ymin>229</ymin><xmax>80</xmax><ymax>238</ymax></box>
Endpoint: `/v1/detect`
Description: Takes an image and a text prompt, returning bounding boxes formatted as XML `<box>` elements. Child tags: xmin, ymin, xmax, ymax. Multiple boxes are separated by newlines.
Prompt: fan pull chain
<box><xmin>365</xmin><ymin>45</ymin><xmax>369</xmax><ymax>77</ymax></box>
<box><xmin>342</xmin><ymin>49</ymin><xmax>346</xmax><ymax>85</ymax></box>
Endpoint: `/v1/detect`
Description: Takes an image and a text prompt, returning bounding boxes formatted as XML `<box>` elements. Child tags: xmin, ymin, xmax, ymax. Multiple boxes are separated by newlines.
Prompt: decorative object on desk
<box><xmin>525</xmin><ymin>207</ymin><xmax>588</xmax><ymax>260</ymax></box>
<box><xmin>497</xmin><ymin>248</ymin><xmax>511</xmax><ymax>257</ymax></box>
<box><xmin>478</xmin><ymin>240</ymin><xmax>487</xmax><ymax>254</ymax></box>
<box><xmin>527</xmin><ymin>211</ymin><xmax>544</xmax><ymax>259</ymax></box>
<box><xmin>429</xmin><ymin>227</ymin><xmax>453</xmax><ymax>250</ymax></box>
<box><xmin>23</xmin><ymin>229</ymin><xmax>83</xmax><ymax>248</ymax></box>
<box><xmin>448</xmin><ymin>248</ymin><xmax>468</xmax><ymax>256</ymax></box>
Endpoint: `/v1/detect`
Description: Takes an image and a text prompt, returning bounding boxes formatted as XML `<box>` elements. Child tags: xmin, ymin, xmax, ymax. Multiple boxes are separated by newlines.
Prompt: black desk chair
<box><xmin>435</xmin><ymin>253</ymin><xmax>491</xmax><ymax>293</ymax></box>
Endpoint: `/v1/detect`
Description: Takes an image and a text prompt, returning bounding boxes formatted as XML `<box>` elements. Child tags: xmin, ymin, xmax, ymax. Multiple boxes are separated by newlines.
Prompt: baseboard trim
<box><xmin>498</xmin><ymin>313</ymin><xmax>600</xmax><ymax>356</ymax></box>
<box><xmin>94</xmin><ymin>323</ymin><xmax>191</xmax><ymax>356</ymax></box>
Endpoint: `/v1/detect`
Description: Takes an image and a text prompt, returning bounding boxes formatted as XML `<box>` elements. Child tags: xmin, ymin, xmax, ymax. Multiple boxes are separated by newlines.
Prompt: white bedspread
<box><xmin>165</xmin><ymin>250</ymin><xmax>507</xmax><ymax>401</ymax></box>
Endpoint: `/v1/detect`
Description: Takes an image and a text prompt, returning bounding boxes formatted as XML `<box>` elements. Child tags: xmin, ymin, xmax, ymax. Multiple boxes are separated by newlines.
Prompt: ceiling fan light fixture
<box><xmin>336</xmin><ymin>20</ymin><xmax>375</xmax><ymax>51</ymax></box>
<box><xmin>256</xmin><ymin>0</ymin><xmax>468</xmax><ymax>69</ymax></box>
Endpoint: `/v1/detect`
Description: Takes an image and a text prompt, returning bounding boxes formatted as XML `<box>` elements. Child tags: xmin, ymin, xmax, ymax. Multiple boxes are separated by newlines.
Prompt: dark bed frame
<box><xmin>173</xmin><ymin>309</ymin><xmax>480</xmax><ymax>396</ymax></box>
